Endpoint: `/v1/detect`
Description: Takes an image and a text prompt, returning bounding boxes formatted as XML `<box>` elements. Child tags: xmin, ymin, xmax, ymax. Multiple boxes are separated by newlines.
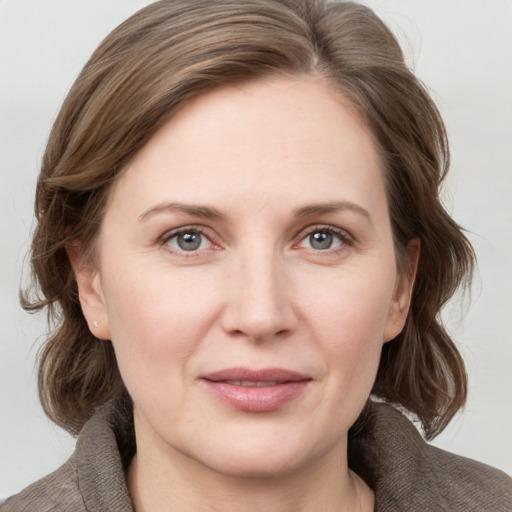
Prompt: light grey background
<box><xmin>1</xmin><ymin>0</ymin><xmax>511</xmax><ymax>498</ymax></box>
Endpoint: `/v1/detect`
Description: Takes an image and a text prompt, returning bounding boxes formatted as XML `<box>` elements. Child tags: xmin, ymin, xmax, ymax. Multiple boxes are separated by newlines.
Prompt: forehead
<box><xmin>107</xmin><ymin>75</ymin><xmax>386</xmax><ymax>218</ymax></box>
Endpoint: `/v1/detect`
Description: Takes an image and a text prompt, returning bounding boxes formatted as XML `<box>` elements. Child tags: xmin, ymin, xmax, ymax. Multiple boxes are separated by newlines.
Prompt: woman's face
<box><xmin>77</xmin><ymin>76</ymin><xmax>415</xmax><ymax>478</ymax></box>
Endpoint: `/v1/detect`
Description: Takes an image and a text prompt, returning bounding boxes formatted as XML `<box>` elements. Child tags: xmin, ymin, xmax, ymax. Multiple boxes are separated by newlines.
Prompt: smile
<box><xmin>201</xmin><ymin>367</ymin><xmax>311</xmax><ymax>412</ymax></box>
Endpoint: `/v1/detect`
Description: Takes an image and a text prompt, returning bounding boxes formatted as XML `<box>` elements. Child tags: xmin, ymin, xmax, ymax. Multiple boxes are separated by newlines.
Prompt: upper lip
<box><xmin>201</xmin><ymin>367</ymin><xmax>311</xmax><ymax>383</ymax></box>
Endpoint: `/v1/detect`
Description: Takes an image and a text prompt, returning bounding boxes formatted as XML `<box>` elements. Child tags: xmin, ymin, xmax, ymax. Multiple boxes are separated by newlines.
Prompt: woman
<box><xmin>2</xmin><ymin>0</ymin><xmax>511</xmax><ymax>510</ymax></box>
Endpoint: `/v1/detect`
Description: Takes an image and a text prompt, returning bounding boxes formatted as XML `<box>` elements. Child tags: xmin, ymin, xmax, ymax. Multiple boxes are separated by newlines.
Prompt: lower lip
<box><xmin>202</xmin><ymin>380</ymin><xmax>310</xmax><ymax>412</ymax></box>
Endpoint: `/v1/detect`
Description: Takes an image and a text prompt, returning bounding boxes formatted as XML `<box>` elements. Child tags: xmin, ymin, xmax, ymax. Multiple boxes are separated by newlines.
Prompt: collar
<box><xmin>75</xmin><ymin>399</ymin><xmax>504</xmax><ymax>511</ymax></box>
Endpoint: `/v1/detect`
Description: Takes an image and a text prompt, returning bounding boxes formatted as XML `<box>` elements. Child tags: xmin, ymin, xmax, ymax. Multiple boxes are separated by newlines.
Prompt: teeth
<box><xmin>255</xmin><ymin>381</ymin><xmax>278</xmax><ymax>387</ymax></box>
<box><xmin>224</xmin><ymin>380</ymin><xmax>279</xmax><ymax>387</ymax></box>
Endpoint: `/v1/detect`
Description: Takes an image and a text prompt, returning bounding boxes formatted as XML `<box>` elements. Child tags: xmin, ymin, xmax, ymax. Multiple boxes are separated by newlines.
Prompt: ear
<box><xmin>383</xmin><ymin>239</ymin><xmax>420</xmax><ymax>343</ymax></box>
<box><xmin>67</xmin><ymin>242</ymin><xmax>111</xmax><ymax>340</ymax></box>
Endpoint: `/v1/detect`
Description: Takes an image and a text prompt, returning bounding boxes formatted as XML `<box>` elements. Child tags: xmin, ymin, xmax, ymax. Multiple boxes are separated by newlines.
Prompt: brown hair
<box><xmin>23</xmin><ymin>0</ymin><xmax>474</xmax><ymax>439</ymax></box>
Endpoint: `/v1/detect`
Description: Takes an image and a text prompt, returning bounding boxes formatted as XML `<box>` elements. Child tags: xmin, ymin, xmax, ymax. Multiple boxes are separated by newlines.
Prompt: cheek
<box><xmin>100</xmin><ymin>260</ymin><xmax>223</xmax><ymax>382</ymax></box>
<box><xmin>301</xmin><ymin>263</ymin><xmax>396</xmax><ymax>342</ymax></box>
<box><xmin>299</xmin><ymin>264</ymin><xmax>395</xmax><ymax>389</ymax></box>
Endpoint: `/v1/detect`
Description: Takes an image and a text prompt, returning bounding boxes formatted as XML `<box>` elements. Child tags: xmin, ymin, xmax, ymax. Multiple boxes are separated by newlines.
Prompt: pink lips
<box><xmin>201</xmin><ymin>367</ymin><xmax>311</xmax><ymax>412</ymax></box>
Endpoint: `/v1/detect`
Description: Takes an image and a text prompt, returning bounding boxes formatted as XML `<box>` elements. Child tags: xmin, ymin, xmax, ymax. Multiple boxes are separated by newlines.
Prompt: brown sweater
<box><xmin>2</xmin><ymin>401</ymin><xmax>511</xmax><ymax>511</ymax></box>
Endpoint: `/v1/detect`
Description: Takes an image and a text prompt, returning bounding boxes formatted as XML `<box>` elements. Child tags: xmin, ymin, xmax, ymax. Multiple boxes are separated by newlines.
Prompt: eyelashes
<box><xmin>295</xmin><ymin>225</ymin><xmax>353</xmax><ymax>252</ymax></box>
<box><xmin>164</xmin><ymin>227</ymin><xmax>212</xmax><ymax>252</ymax></box>
<box><xmin>159</xmin><ymin>223</ymin><xmax>354</xmax><ymax>257</ymax></box>
<box><xmin>160</xmin><ymin>226</ymin><xmax>216</xmax><ymax>256</ymax></box>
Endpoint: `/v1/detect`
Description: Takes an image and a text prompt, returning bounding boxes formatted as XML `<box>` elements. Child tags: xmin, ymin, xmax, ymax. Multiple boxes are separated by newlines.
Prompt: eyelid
<box><xmin>159</xmin><ymin>225</ymin><xmax>219</xmax><ymax>254</ymax></box>
<box><xmin>294</xmin><ymin>224</ymin><xmax>354</xmax><ymax>249</ymax></box>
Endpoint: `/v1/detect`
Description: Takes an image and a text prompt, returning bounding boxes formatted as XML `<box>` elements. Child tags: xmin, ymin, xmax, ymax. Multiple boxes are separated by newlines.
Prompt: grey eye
<box><xmin>177</xmin><ymin>232</ymin><xmax>202</xmax><ymax>251</ymax></box>
<box><xmin>298</xmin><ymin>228</ymin><xmax>345</xmax><ymax>251</ymax></box>
<box><xmin>167</xmin><ymin>230</ymin><xmax>210</xmax><ymax>252</ymax></box>
<box><xmin>308</xmin><ymin>231</ymin><xmax>333</xmax><ymax>250</ymax></box>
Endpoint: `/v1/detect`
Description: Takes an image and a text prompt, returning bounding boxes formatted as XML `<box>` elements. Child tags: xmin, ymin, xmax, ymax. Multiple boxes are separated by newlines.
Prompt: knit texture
<box><xmin>2</xmin><ymin>401</ymin><xmax>511</xmax><ymax>511</ymax></box>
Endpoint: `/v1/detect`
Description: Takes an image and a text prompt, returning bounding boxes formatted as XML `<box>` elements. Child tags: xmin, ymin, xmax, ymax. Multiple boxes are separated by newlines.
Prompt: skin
<box><xmin>73</xmin><ymin>75</ymin><xmax>418</xmax><ymax>512</ymax></box>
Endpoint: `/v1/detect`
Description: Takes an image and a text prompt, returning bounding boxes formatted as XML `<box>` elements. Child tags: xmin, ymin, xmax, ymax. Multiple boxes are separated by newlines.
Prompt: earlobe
<box><xmin>66</xmin><ymin>243</ymin><xmax>111</xmax><ymax>340</ymax></box>
<box><xmin>383</xmin><ymin>239</ymin><xmax>420</xmax><ymax>342</ymax></box>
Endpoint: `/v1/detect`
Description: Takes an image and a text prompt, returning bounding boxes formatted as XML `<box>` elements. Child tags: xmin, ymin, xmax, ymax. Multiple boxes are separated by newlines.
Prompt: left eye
<box><xmin>299</xmin><ymin>229</ymin><xmax>345</xmax><ymax>251</ymax></box>
<box><xmin>166</xmin><ymin>230</ymin><xmax>211</xmax><ymax>252</ymax></box>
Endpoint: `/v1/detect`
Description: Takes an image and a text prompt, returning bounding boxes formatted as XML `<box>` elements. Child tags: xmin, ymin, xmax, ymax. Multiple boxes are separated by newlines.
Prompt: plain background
<box><xmin>1</xmin><ymin>0</ymin><xmax>511</xmax><ymax>498</ymax></box>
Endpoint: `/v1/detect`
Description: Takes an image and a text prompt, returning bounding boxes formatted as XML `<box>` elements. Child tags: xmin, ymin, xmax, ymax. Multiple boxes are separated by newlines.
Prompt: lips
<box><xmin>222</xmin><ymin>380</ymin><xmax>280</xmax><ymax>387</ymax></box>
<box><xmin>201</xmin><ymin>367</ymin><xmax>311</xmax><ymax>412</ymax></box>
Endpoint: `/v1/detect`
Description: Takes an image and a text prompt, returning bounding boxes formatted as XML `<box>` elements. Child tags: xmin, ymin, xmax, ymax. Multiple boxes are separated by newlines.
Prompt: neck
<box><xmin>127</xmin><ymin>433</ymin><xmax>373</xmax><ymax>512</ymax></box>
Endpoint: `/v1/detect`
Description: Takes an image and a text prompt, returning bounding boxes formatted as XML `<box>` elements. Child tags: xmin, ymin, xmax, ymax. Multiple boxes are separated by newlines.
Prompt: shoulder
<box><xmin>350</xmin><ymin>401</ymin><xmax>512</xmax><ymax>512</ymax></box>
<box><xmin>0</xmin><ymin>454</ymin><xmax>86</xmax><ymax>512</ymax></box>
<box><xmin>1</xmin><ymin>402</ymin><xmax>134</xmax><ymax>512</ymax></box>
<box><xmin>422</xmin><ymin>440</ymin><xmax>512</xmax><ymax>510</ymax></box>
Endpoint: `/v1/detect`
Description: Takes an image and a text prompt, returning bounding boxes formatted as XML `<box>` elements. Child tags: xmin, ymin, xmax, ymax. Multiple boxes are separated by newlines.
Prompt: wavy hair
<box><xmin>22</xmin><ymin>0</ymin><xmax>474</xmax><ymax>439</ymax></box>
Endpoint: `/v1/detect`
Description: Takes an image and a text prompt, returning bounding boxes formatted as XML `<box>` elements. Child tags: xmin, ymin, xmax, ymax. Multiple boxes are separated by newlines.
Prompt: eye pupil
<box><xmin>177</xmin><ymin>232</ymin><xmax>202</xmax><ymax>251</ymax></box>
<box><xmin>310</xmin><ymin>231</ymin><xmax>333</xmax><ymax>250</ymax></box>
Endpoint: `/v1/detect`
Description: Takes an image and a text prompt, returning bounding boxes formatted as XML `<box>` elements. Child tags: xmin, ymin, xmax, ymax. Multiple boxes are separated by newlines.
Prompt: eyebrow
<box><xmin>139</xmin><ymin>202</ymin><xmax>224</xmax><ymax>221</ymax></box>
<box><xmin>294</xmin><ymin>201</ymin><xmax>371</xmax><ymax>221</ymax></box>
<box><xmin>139</xmin><ymin>200</ymin><xmax>371</xmax><ymax>223</ymax></box>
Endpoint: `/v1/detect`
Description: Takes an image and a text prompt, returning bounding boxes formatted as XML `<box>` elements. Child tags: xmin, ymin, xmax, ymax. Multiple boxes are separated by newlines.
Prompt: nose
<box><xmin>220</xmin><ymin>248</ymin><xmax>298</xmax><ymax>342</ymax></box>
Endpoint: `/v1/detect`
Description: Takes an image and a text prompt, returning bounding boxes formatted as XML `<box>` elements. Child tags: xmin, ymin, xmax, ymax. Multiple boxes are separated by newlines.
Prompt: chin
<box><xmin>187</xmin><ymin>433</ymin><xmax>333</xmax><ymax>481</ymax></box>
<box><xmin>204</xmin><ymin>452</ymin><xmax>307</xmax><ymax>480</ymax></box>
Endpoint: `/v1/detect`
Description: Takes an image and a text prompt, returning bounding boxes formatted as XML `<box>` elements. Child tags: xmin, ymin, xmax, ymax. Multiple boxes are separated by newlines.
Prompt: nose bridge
<box><xmin>222</xmin><ymin>240</ymin><xmax>296</xmax><ymax>340</ymax></box>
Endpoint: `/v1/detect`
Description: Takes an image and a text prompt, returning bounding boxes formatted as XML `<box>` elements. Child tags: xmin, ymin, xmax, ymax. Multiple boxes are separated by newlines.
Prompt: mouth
<box><xmin>201</xmin><ymin>367</ymin><xmax>311</xmax><ymax>412</ymax></box>
<box><xmin>220</xmin><ymin>380</ymin><xmax>281</xmax><ymax>387</ymax></box>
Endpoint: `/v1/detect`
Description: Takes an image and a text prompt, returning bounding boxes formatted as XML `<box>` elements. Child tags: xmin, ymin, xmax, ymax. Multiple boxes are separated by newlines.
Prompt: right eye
<box><xmin>295</xmin><ymin>225</ymin><xmax>352</xmax><ymax>253</ymax></box>
<box><xmin>164</xmin><ymin>229</ymin><xmax>212</xmax><ymax>252</ymax></box>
